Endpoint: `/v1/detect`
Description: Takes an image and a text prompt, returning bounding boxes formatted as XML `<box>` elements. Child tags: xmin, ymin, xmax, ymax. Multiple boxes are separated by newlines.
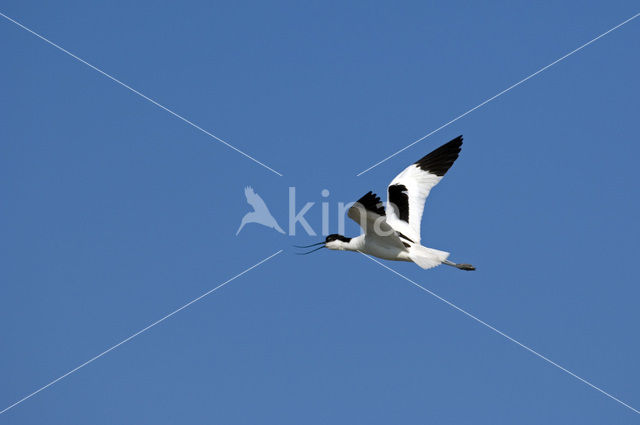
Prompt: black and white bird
<box><xmin>298</xmin><ymin>135</ymin><xmax>475</xmax><ymax>271</ymax></box>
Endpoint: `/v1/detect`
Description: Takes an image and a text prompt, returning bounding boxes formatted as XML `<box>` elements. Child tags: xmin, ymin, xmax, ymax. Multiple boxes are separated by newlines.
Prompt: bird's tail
<box><xmin>409</xmin><ymin>245</ymin><xmax>450</xmax><ymax>270</ymax></box>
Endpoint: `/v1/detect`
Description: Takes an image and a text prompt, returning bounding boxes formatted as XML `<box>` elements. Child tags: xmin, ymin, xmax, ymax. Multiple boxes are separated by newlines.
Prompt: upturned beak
<box><xmin>294</xmin><ymin>241</ymin><xmax>325</xmax><ymax>255</ymax></box>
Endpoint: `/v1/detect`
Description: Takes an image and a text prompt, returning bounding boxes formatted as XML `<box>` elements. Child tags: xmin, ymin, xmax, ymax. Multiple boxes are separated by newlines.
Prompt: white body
<box><xmin>327</xmin><ymin>234</ymin><xmax>449</xmax><ymax>270</ymax></box>
<box><xmin>340</xmin><ymin>234</ymin><xmax>412</xmax><ymax>261</ymax></box>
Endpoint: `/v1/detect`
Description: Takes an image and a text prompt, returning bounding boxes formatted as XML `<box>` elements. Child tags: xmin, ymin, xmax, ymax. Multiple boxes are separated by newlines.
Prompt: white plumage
<box><xmin>385</xmin><ymin>162</ymin><xmax>441</xmax><ymax>245</ymax></box>
<box><xmin>299</xmin><ymin>135</ymin><xmax>474</xmax><ymax>271</ymax></box>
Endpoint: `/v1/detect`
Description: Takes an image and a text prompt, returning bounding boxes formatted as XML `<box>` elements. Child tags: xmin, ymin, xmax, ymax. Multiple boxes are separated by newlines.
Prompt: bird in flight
<box><xmin>236</xmin><ymin>186</ymin><xmax>285</xmax><ymax>235</ymax></box>
<box><xmin>297</xmin><ymin>135</ymin><xmax>475</xmax><ymax>271</ymax></box>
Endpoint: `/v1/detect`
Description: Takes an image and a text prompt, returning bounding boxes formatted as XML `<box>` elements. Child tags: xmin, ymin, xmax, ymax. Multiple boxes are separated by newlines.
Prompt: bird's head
<box><xmin>324</xmin><ymin>234</ymin><xmax>352</xmax><ymax>250</ymax></box>
<box><xmin>294</xmin><ymin>234</ymin><xmax>353</xmax><ymax>255</ymax></box>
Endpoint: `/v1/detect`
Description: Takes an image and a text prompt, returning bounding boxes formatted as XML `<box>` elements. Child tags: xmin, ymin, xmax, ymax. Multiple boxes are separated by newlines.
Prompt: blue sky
<box><xmin>2</xmin><ymin>1</ymin><xmax>639</xmax><ymax>423</ymax></box>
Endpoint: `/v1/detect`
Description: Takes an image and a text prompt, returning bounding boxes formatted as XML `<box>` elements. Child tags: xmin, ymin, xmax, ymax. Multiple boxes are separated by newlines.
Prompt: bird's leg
<box><xmin>443</xmin><ymin>259</ymin><xmax>476</xmax><ymax>271</ymax></box>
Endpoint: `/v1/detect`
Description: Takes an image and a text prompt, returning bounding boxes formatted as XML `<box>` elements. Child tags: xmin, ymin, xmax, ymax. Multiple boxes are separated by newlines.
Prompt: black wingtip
<box><xmin>414</xmin><ymin>135</ymin><xmax>463</xmax><ymax>176</ymax></box>
<box><xmin>354</xmin><ymin>191</ymin><xmax>385</xmax><ymax>217</ymax></box>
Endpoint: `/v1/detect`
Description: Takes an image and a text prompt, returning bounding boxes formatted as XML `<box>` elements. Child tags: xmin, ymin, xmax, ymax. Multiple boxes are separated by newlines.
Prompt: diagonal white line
<box><xmin>356</xmin><ymin>12</ymin><xmax>640</xmax><ymax>176</ymax></box>
<box><xmin>0</xmin><ymin>249</ymin><xmax>283</xmax><ymax>415</ymax></box>
<box><xmin>0</xmin><ymin>11</ymin><xmax>283</xmax><ymax>177</ymax></box>
<box><xmin>359</xmin><ymin>252</ymin><xmax>640</xmax><ymax>415</ymax></box>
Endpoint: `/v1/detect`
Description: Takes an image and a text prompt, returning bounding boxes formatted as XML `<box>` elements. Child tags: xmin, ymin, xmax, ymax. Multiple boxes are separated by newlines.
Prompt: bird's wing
<box><xmin>385</xmin><ymin>135</ymin><xmax>462</xmax><ymax>244</ymax></box>
<box><xmin>244</xmin><ymin>186</ymin><xmax>269</xmax><ymax>211</ymax></box>
<box><xmin>348</xmin><ymin>191</ymin><xmax>405</xmax><ymax>249</ymax></box>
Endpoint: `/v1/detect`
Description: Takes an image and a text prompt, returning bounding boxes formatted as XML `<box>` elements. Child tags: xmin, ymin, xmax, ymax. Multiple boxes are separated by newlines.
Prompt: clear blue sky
<box><xmin>2</xmin><ymin>1</ymin><xmax>639</xmax><ymax>423</ymax></box>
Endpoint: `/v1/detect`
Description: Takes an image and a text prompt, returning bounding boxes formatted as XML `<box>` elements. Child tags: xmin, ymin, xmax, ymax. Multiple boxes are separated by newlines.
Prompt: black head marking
<box><xmin>414</xmin><ymin>135</ymin><xmax>462</xmax><ymax>176</ymax></box>
<box><xmin>325</xmin><ymin>234</ymin><xmax>352</xmax><ymax>243</ymax></box>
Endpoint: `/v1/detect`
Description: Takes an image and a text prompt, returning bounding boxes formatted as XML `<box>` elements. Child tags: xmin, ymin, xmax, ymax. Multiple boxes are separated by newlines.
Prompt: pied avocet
<box><xmin>297</xmin><ymin>135</ymin><xmax>475</xmax><ymax>271</ymax></box>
